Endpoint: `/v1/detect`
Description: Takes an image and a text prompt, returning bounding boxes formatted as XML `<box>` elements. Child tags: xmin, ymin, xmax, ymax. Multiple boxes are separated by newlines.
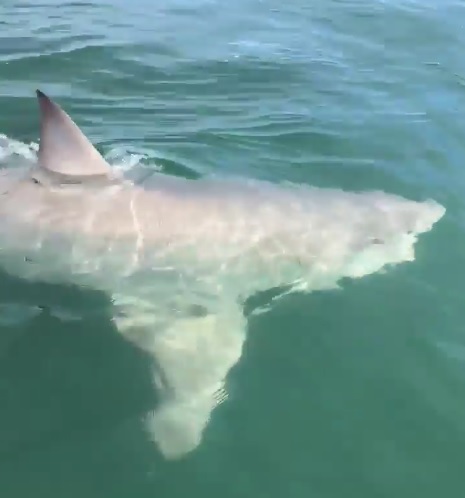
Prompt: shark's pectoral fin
<box><xmin>112</xmin><ymin>297</ymin><xmax>246</xmax><ymax>459</ymax></box>
<box><xmin>143</xmin><ymin>313</ymin><xmax>241</xmax><ymax>459</ymax></box>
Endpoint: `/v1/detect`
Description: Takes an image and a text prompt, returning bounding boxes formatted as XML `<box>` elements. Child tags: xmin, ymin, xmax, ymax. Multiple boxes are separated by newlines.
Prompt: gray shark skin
<box><xmin>0</xmin><ymin>90</ymin><xmax>445</xmax><ymax>458</ymax></box>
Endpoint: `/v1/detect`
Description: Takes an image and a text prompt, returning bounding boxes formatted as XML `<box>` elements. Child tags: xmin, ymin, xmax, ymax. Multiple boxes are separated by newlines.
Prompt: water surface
<box><xmin>1</xmin><ymin>1</ymin><xmax>465</xmax><ymax>497</ymax></box>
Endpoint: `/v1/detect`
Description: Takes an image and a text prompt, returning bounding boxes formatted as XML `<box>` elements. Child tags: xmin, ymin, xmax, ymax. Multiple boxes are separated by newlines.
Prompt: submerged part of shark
<box><xmin>0</xmin><ymin>91</ymin><xmax>445</xmax><ymax>458</ymax></box>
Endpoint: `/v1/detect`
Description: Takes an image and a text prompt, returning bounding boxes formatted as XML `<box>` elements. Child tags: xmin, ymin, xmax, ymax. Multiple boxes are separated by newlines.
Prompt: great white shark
<box><xmin>0</xmin><ymin>90</ymin><xmax>445</xmax><ymax>458</ymax></box>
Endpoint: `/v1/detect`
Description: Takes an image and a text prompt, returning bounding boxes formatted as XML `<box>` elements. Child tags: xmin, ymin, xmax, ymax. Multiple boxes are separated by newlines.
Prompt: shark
<box><xmin>0</xmin><ymin>90</ymin><xmax>445</xmax><ymax>458</ymax></box>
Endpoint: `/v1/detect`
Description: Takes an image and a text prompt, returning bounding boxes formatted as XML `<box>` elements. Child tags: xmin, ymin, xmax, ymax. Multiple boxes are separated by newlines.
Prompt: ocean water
<box><xmin>0</xmin><ymin>0</ymin><xmax>465</xmax><ymax>496</ymax></box>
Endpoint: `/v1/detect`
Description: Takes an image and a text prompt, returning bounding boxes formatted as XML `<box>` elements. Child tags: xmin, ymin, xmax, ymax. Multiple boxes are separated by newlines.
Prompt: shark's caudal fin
<box><xmin>36</xmin><ymin>89</ymin><xmax>113</xmax><ymax>179</ymax></box>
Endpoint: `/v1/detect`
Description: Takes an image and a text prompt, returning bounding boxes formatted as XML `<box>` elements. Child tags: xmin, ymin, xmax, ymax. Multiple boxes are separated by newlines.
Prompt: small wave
<box><xmin>0</xmin><ymin>133</ymin><xmax>160</xmax><ymax>176</ymax></box>
<box><xmin>0</xmin><ymin>134</ymin><xmax>38</xmax><ymax>164</ymax></box>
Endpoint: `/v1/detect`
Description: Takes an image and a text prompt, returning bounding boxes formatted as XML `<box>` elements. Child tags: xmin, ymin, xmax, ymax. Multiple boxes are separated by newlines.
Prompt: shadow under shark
<box><xmin>0</xmin><ymin>90</ymin><xmax>445</xmax><ymax>458</ymax></box>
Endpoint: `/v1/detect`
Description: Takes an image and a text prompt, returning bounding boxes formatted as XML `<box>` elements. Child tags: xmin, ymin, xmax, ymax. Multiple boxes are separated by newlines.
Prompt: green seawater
<box><xmin>0</xmin><ymin>1</ymin><xmax>465</xmax><ymax>496</ymax></box>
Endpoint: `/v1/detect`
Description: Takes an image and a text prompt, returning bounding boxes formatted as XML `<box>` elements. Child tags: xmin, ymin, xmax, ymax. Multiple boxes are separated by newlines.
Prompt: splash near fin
<box><xmin>36</xmin><ymin>89</ymin><xmax>112</xmax><ymax>180</ymax></box>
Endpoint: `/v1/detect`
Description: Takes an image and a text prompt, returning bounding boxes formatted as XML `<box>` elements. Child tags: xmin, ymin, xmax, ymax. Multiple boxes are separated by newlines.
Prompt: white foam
<box><xmin>0</xmin><ymin>134</ymin><xmax>161</xmax><ymax>174</ymax></box>
<box><xmin>0</xmin><ymin>134</ymin><xmax>38</xmax><ymax>164</ymax></box>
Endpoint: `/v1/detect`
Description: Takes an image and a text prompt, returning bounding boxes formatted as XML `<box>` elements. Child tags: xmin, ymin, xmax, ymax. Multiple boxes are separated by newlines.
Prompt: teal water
<box><xmin>0</xmin><ymin>1</ymin><xmax>465</xmax><ymax>496</ymax></box>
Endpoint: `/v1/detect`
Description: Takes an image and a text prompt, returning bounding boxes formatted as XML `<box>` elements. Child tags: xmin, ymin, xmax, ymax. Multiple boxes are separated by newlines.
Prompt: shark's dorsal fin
<box><xmin>36</xmin><ymin>89</ymin><xmax>112</xmax><ymax>179</ymax></box>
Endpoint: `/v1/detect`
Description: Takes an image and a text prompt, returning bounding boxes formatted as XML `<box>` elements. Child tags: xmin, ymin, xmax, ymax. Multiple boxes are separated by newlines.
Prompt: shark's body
<box><xmin>0</xmin><ymin>91</ymin><xmax>445</xmax><ymax>457</ymax></box>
